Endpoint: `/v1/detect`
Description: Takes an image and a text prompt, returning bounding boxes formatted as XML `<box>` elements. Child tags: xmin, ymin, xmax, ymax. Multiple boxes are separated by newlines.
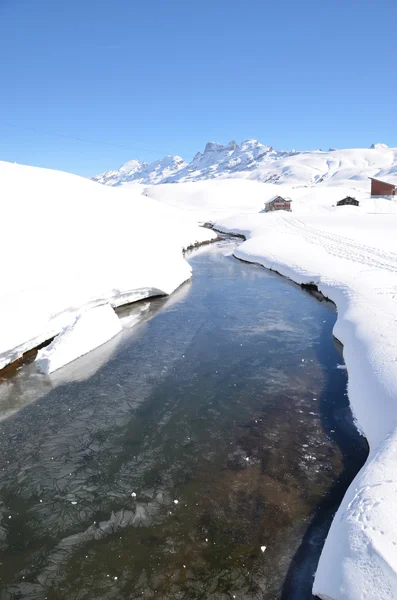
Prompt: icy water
<box><xmin>0</xmin><ymin>239</ymin><xmax>367</xmax><ymax>600</ymax></box>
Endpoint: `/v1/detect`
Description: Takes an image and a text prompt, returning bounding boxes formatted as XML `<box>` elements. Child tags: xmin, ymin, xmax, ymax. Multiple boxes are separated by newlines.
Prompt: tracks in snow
<box><xmin>282</xmin><ymin>215</ymin><xmax>397</xmax><ymax>276</ymax></box>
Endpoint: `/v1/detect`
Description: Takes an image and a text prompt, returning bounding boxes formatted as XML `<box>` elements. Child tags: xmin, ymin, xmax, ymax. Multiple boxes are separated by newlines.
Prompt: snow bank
<box><xmin>0</xmin><ymin>160</ymin><xmax>216</xmax><ymax>372</ymax></box>
<box><xmin>36</xmin><ymin>304</ymin><xmax>122</xmax><ymax>374</ymax></box>
<box><xmin>214</xmin><ymin>210</ymin><xmax>397</xmax><ymax>599</ymax></box>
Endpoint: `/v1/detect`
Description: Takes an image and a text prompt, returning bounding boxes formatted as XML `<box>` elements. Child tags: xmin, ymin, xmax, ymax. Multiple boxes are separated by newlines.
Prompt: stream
<box><xmin>0</xmin><ymin>238</ymin><xmax>368</xmax><ymax>600</ymax></box>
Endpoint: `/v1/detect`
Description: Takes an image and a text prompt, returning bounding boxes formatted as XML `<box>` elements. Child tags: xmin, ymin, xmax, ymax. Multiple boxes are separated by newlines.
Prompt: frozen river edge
<box><xmin>213</xmin><ymin>215</ymin><xmax>397</xmax><ymax>600</ymax></box>
<box><xmin>0</xmin><ymin>233</ymin><xmax>219</xmax><ymax>378</ymax></box>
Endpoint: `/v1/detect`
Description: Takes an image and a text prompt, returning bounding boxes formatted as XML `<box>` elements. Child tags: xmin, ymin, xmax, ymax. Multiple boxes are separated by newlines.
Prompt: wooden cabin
<box><xmin>369</xmin><ymin>177</ymin><xmax>396</xmax><ymax>197</ymax></box>
<box><xmin>336</xmin><ymin>196</ymin><xmax>359</xmax><ymax>207</ymax></box>
<box><xmin>263</xmin><ymin>195</ymin><xmax>292</xmax><ymax>212</ymax></box>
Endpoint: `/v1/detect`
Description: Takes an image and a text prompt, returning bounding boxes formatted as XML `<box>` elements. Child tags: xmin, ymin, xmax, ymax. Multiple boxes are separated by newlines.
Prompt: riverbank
<box><xmin>213</xmin><ymin>212</ymin><xmax>397</xmax><ymax>600</ymax></box>
<box><xmin>0</xmin><ymin>235</ymin><xmax>219</xmax><ymax>379</ymax></box>
<box><xmin>0</xmin><ymin>159</ymin><xmax>218</xmax><ymax>375</ymax></box>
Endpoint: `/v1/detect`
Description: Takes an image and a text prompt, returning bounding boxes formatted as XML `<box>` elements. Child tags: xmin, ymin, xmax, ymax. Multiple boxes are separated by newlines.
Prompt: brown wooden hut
<box><xmin>263</xmin><ymin>196</ymin><xmax>292</xmax><ymax>212</ymax></box>
<box><xmin>336</xmin><ymin>196</ymin><xmax>359</xmax><ymax>207</ymax></box>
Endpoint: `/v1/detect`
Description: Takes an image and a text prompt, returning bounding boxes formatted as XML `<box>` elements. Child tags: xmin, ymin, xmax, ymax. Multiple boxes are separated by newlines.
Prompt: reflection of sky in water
<box><xmin>0</xmin><ymin>239</ymin><xmax>365</xmax><ymax>600</ymax></box>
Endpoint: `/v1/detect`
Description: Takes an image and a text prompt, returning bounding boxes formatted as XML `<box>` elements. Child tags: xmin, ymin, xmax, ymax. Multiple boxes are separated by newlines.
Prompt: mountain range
<box><xmin>91</xmin><ymin>140</ymin><xmax>397</xmax><ymax>189</ymax></box>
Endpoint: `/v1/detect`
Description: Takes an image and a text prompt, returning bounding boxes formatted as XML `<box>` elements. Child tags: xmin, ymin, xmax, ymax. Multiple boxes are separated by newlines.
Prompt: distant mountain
<box><xmin>92</xmin><ymin>140</ymin><xmax>397</xmax><ymax>189</ymax></box>
<box><xmin>91</xmin><ymin>139</ymin><xmax>289</xmax><ymax>186</ymax></box>
<box><xmin>93</xmin><ymin>155</ymin><xmax>187</xmax><ymax>186</ymax></box>
<box><xmin>162</xmin><ymin>139</ymin><xmax>294</xmax><ymax>183</ymax></box>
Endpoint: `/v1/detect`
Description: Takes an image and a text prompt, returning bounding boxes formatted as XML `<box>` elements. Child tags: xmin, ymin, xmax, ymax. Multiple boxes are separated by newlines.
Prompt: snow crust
<box><xmin>0</xmin><ymin>160</ymin><xmax>216</xmax><ymax>372</ymax></box>
<box><xmin>36</xmin><ymin>304</ymin><xmax>122</xmax><ymax>374</ymax></box>
<box><xmin>213</xmin><ymin>208</ymin><xmax>397</xmax><ymax>599</ymax></box>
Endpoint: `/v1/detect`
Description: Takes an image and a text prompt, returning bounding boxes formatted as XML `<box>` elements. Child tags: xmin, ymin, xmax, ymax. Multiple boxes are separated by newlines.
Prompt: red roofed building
<box><xmin>369</xmin><ymin>177</ymin><xmax>397</xmax><ymax>197</ymax></box>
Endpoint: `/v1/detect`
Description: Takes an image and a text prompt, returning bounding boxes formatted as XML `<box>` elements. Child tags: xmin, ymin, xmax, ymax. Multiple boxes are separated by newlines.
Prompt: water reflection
<box><xmin>0</xmin><ymin>239</ymin><xmax>366</xmax><ymax>599</ymax></box>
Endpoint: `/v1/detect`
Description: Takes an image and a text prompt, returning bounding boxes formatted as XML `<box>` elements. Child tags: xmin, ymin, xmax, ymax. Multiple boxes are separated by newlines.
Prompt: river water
<box><xmin>0</xmin><ymin>239</ymin><xmax>367</xmax><ymax>600</ymax></box>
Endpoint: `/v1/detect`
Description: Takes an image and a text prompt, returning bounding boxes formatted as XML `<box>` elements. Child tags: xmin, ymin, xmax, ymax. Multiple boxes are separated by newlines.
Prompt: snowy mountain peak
<box><xmin>92</xmin><ymin>154</ymin><xmax>187</xmax><ymax>186</ymax></box>
<box><xmin>204</xmin><ymin>140</ymin><xmax>238</xmax><ymax>154</ymax></box>
<box><xmin>370</xmin><ymin>143</ymin><xmax>389</xmax><ymax>150</ymax></box>
<box><xmin>149</xmin><ymin>155</ymin><xmax>185</xmax><ymax>169</ymax></box>
<box><xmin>119</xmin><ymin>159</ymin><xmax>144</xmax><ymax>173</ymax></box>
<box><xmin>92</xmin><ymin>138</ymin><xmax>287</xmax><ymax>186</ymax></box>
<box><xmin>91</xmin><ymin>139</ymin><xmax>397</xmax><ymax>189</ymax></box>
<box><xmin>240</xmin><ymin>139</ymin><xmax>270</xmax><ymax>151</ymax></box>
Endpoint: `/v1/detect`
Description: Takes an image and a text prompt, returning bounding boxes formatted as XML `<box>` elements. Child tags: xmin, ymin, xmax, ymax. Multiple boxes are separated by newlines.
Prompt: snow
<box><xmin>144</xmin><ymin>174</ymin><xmax>397</xmax><ymax>224</ymax></box>
<box><xmin>35</xmin><ymin>304</ymin><xmax>122</xmax><ymax>374</ymax></box>
<box><xmin>0</xmin><ymin>160</ymin><xmax>216</xmax><ymax>372</ymax></box>
<box><xmin>241</xmin><ymin>145</ymin><xmax>397</xmax><ymax>187</ymax></box>
<box><xmin>92</xmin><ymin>139</ymin><xmax>287</xmax><ymax>186</ymax></box>
<box><xmin>213</xmin><ymin>207</ymin><xmax>397</xmax><ymax>599</ymax></box>
<box><xmin>92</xmin><ymin>139</ymin><xmax>397</xmax><ymax>189</ymax></box>
<box><xmin>144</xmin><ymin>179</ymin><xmax>281</xmax><ymax>222</ymax></box>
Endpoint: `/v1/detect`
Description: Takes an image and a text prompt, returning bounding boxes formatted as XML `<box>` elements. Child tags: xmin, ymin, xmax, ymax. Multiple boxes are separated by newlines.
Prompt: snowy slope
<box><xmin>0</xmin><ymin>160</ymin><xmax>215</xmax><ymax>372</ymax></box>
<box><xmin>92</xmin><ymin>140</ymin><xmax>397</xmax><ymax>190</ymax></box>
<box><xmin>242</xmin><ymin>143</ymin><xmax>397</xmax><ymax>188</ymax></box>
<box><xmin>143</xmin><ymin>179</ymin><xmax>285</xmax><ymax>222</ymax></box>
<box><xmin>213</xmin><ymin>209</ymin><xmax>397</xmax><ymax>600</ymax></box>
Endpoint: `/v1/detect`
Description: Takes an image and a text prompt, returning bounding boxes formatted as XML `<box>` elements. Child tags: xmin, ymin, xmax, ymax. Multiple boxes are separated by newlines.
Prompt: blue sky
<box><xmin>1</xmin><ymin>0</ymin><xmax>396</xmax><ymax>177</ymax></box>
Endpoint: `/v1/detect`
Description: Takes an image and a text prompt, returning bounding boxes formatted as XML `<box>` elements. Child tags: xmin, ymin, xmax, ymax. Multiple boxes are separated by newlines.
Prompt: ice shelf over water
<box><xmin>35</xmin><ymin>304</ymin><xmax>123</xmax><ymax>374</ymax></box>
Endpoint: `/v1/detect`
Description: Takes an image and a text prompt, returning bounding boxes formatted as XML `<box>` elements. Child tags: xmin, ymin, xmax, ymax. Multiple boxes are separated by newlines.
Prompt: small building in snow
<box><xmin>336</xmin><ymin>196</ymin><xmax>359</xmax><ymax>207</ymax></box>
<box><xmin>369</xmin><ymin>177</ymin><xmax>397</xmax><ymax>197</ymax></box>
<box><xmin>263</xmin><ymin>195</ymin><xmax>292</xmax><ymax>212</ymax></box>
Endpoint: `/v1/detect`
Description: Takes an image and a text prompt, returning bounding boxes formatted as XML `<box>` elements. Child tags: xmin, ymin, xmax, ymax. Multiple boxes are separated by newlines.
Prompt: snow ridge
<box><xmin>91</xmin><ymin>139</ymin><xmax>289</xmax><ymax>186</ymax></box>
<box><xmin>91</xmin><ymin>141</ymin><xmax>397</xmax><ymax>189</ymax></box>
<box><xmin>93</xmin><ymin>155</ymin><xmax>187</xmax><ymax>186</ymax></box>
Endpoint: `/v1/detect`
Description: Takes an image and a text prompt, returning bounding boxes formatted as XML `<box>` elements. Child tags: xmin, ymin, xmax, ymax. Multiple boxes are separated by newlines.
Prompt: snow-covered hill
<box><xmin>0</xmin><ymin>160</ymin><xmax>215</xmax><ymax>372</ymax></box>
<box><xmin>92</xmin><ymin>140</ymin><xmax>397</xmax><ymax>190</ymax></box>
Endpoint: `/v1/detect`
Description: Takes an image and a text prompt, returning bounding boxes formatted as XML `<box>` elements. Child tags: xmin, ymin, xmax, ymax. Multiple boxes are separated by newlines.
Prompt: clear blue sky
<box><xmin>1</xmin><ymin>0</ymin><xmax>396</xmax><ymax>177</ymax></box>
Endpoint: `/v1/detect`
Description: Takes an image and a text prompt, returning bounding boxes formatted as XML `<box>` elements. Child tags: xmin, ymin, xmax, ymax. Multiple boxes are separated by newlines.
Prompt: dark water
<box><xmin>0</xmin><ymin>239</ymin><xmax>367</xmax><ymax>600</ymax></box>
